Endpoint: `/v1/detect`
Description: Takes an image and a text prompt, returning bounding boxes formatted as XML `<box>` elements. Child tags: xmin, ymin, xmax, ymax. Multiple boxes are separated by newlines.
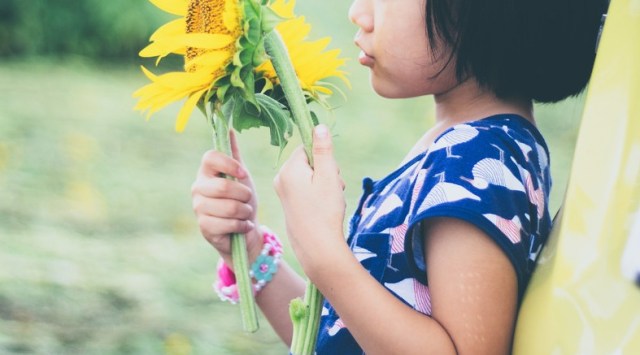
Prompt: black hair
<box><xmin>425</xmin><ymin>0</ymin><xmax>609</xmax><ymax>103</ymax></box>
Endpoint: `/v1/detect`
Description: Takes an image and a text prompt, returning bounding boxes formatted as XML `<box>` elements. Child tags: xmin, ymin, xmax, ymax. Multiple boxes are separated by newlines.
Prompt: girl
<box><xmin>191</xmin><ymin>0</ymin><xmax>606</xmax><ymax>353</ymax></box>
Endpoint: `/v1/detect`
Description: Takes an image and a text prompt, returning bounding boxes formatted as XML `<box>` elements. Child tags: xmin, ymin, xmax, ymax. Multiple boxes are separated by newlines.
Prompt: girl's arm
<box><xmin>275</xmin><ymin>126</ymin><xmax>517</xmax><ymax>354</ymax></box>
<box><xmin>191</xmin><ymin>133</ymin><xmax>305</xmax><ymax>345</ymax></box>
<box><xmin>255</xmin><ymin>258</ymin><xmax>306</xmax><ymax>345</ymax></box>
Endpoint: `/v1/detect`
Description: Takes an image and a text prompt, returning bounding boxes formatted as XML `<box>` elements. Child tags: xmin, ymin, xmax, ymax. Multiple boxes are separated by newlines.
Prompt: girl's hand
<box><xmin>191</xmin><ymin>131</ymin><xmax>262</xmax><ymax>266</ymax></box>
<box><xmin>274</xmin><ymin>125</ymin><xmax>346</xmax><ymax>275</ymax></box>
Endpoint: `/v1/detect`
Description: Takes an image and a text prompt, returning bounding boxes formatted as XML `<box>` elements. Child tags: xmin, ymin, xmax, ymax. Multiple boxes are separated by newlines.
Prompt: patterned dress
<box><xmin>314</xmin><ymin>114</ymin><xmax>552</xmax><ymax>354</ymax></box>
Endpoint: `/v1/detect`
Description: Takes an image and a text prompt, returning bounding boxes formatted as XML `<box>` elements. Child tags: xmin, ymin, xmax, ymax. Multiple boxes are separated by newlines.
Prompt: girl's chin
<box><xmin>370</xmin><ymin>76</ymin><xmax>421</xmax><ymax>99</ymax></box>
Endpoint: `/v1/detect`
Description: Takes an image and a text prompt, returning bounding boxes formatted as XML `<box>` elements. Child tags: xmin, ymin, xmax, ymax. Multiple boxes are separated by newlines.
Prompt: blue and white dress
<box><xmin>315</xmin><ymin>114</ymin><xmax>552</xmax><ymax>354</ymax></box>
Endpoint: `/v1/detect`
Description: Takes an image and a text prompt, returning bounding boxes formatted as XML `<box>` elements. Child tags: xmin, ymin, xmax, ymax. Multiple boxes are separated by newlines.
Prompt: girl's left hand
<box><xmin>274</xmin><ymin>125</ymin><xmax>346</xmax><ymax>276</ymax></box>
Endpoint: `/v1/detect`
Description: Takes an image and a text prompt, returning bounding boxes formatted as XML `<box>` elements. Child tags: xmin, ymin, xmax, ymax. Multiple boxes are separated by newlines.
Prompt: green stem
<box><xmin>289</xmin><ymin>297</ymin><xmax>307</xmax><ymax>354</ymax></box>
<box><xmin>265</xmin><ymin>30</ymin><xmax>323</xmax><ymax>354</ymax></box>
<box><xmin>301</xmin><ymin>281</ymin><xmax>323</xmax><ymax>353</ymax></box>
<box><xmin>264</xmin><ymin>30</ymin><xmax>315</xmax><ymax>165</ymax></box>
<box><xmin>212</xmin><ymin>109</ymin><xmax>259</xmax><ymax>333</ymax></box>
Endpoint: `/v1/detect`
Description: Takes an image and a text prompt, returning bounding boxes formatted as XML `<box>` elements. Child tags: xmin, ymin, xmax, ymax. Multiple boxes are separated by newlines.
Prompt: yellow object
<box><xmin>133</xmin><ymin>0</ymin><xmax>348</xmax><ymax>132</ymax></box>
<box><xmin>513</xmin><ymin>0</ymin><xmax>640</xmax><ymax>353</ymax></box>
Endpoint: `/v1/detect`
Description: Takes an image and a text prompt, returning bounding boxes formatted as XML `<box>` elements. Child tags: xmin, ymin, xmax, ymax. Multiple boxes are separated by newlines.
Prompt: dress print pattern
<box><xmin>314</xmin><ymin>114</ymin><xmax>552</xmax><ymax>354</ymax></box>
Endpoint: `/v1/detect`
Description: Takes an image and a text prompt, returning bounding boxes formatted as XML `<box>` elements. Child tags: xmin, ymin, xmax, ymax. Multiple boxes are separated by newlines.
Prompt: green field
<box><xmin>0</xmin><ymin>1</ymin><xmax>586</xmax><ymax>354</ymax></box>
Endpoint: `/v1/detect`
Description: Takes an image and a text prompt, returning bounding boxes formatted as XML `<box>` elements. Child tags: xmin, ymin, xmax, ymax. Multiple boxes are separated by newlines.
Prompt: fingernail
<box><xmin>314</xmin><ymin>125</ymin><xmax>328</xmax><ymax>139</ymax></box>
<box><xmin>247</xmin><ymin>220</ymin><xmax>255</xmax><ymax>230</ymax></box>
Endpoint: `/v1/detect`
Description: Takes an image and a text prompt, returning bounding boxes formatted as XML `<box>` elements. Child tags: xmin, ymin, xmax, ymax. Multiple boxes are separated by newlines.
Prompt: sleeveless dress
<box><xmin>315</xmin><ymin>114</ymin><xmax>552</xmax><ymax>354</ymax></box>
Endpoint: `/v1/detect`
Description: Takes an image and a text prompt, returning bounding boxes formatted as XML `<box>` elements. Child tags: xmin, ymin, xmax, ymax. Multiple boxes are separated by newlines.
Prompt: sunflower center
<box><xmin>185</xmin><ymin>0</ymin><xmax>240</xmax><ymax>71</ymax></box>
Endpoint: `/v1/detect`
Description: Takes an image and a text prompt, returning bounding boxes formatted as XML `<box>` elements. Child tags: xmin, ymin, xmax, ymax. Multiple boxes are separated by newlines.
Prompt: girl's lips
<box><xmin>358</xmin><ymin>50</ymin><xmax>375</xmax><ymax>67</ymax></box>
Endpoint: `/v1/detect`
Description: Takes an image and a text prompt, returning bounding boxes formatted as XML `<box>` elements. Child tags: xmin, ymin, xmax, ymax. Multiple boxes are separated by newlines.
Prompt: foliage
<box><xmin>0</xmin><ymin>0</ymin><xmax>167</xmax><ymax>61</ymax></box>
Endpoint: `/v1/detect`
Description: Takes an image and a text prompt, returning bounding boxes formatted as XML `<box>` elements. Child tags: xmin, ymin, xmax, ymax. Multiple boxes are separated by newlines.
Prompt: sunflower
<box><xmin>257</xmin><ymin>0</ymin><xmax>349</xmax><ymax>97</ymax></box>
<box><xmin>134</xmin><ymin>0</ymin><xmax>348</xmax><ymax>132</ymax></box>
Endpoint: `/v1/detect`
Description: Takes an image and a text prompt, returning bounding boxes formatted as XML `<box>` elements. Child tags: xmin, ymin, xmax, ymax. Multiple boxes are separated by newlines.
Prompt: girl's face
<box><xmin>349</xmin><ymin>0</ymin><xmax>457</xmax><ymax>98</ymax></box>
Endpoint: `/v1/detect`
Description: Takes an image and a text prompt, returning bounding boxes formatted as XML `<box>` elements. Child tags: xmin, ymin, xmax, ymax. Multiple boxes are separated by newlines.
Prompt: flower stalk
<box><xmin>264</xmin><ymin>31</ymin><xmax>315</xmax><ymax>166</ymax></box>
<box><xmin>212</xmin><ymin>107</ymin><xmax>259</xmax><ymax>333</ymax></box>
<box><xmin>135</xmin><ymin>0</ymin><xmax>347</xmax><ymax>341</ymax></box>
<box><xmin>264</xmin><ymin>30</ymin><xmax>322</xmax><ymax>355</ymax></box>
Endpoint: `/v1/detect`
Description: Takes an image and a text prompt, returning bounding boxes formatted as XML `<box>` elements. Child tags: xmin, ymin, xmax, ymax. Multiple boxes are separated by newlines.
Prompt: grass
<box><xmin>0</xmin><ymin>1</ymin><xmax>586</xmax><ymax>353</ymax></box>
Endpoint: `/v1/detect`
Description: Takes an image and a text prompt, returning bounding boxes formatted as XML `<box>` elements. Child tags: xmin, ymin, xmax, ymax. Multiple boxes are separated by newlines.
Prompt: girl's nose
<box><xmin>348</xmin><ymin>0</ymin><xmax>373</xmax><ymax>32</ymax></box>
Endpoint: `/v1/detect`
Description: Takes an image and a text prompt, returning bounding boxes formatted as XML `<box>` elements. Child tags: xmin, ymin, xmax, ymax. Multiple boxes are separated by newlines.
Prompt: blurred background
<box><xmin>0</xmin><ymin>0</ymin><xmax>586</xmax><ymax>353</ymax></box>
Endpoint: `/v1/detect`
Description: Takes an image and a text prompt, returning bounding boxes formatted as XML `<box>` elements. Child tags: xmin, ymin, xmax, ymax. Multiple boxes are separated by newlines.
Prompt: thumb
<box><xmin>312</xmin><ymin>125</ymin><xmax>338</xmax><ymax>176</ymax></box>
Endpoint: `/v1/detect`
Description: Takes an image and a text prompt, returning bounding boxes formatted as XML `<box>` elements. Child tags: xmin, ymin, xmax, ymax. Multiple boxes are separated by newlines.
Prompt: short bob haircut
<box><xmin>425</xmin><ymin>0</ymin><xmax>609</xmax><ymax>103</ymax></box>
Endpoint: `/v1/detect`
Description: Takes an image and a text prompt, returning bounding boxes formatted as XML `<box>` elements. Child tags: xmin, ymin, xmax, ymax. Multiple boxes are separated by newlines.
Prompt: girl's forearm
<box><xmin>256</xmin><ymin>259</ymin><xmax>306</xmax><ymax>346</ymax></box>
<box><xmin>308</xmin><ymin>241</ymin><xmax>457</xmax><ymax>355</ymax></box>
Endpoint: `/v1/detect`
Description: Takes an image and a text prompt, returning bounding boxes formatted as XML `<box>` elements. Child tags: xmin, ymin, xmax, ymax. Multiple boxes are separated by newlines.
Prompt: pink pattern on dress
<box><xmin>390</xmin><ymin>223</ymin><xmax>408</xmax><ymax>254</ymax></box>
<box><xmin>414</xmin><ymin>281</ymin><xmax>432</xmax><ymax>315</ymax></box>
<box><xmin>328</xmin><ymin>317</ymin><xmax>346</xmax><ymax>336</ymax></box>
<box><xmin>484</xmin><ymin>214</ymin><xmax>522</xmax><ymax>244</ymax></box>
<box><xmin>410</xmin><ymin>169</ymin><xmax>427</xmax><ymax>211</ymax></box>
<box><xmin>524</xmin><ymin>172</ymin><xmax>545</xmax><ymax>220</ymax></box>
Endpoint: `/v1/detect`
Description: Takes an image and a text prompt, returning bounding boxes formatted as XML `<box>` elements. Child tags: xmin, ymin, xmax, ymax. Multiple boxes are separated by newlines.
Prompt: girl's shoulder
<box><xmin>434</xmin><ymin>114</ymin><xmax>548</xmax><ymax>155</ymax></box>
<box><xmin>426</xmin><ymin>114</ymin><xmax>550</xmax><ymax>175</ymax></box>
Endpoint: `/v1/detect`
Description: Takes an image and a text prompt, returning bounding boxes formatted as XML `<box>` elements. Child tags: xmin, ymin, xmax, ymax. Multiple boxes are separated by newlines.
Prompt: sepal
<box><xmin>261</xmin><ymin>6</ymin><xmax>286</xmax><ymax>33</ymax></box>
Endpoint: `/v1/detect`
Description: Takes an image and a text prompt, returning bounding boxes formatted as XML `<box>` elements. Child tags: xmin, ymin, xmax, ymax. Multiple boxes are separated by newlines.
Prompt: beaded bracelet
<box><xmin>214</xmin><ymin>227</ymin><xmax>283</xmax><ymax>304</ymax></box>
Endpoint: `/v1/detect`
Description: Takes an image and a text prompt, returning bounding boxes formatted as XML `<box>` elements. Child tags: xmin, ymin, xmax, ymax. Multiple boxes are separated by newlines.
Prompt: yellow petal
<box><xmin>144</xmin><ymin>89</ymin><xmax>192</xmax><ymax>117</ymax></box>
<box><xmin>149</xmin><ymin>0</ymin><xmax>188</xmax><ymax>16</ymax></box>
<box><xmin>184</xmin><ymin>50</ymin><xmax>231</xmax><ymax>70</ymax></box>
<box><xmin>311</xmin><ymin>85</ymin><xmax>332</xmax><ymax>95</ymax></box>
<box><xmin>139</xmin><ymin>65</ymin><xmax>159</xmax><ymax>82</ymax></box>
<box><xmin>175</xmin><ymin>88</ymin><xmax>208</xmax><ymax>132</ymax></box>
<box><xmin>223</xmin><ymin>0</ymin><xmax>241</xmax><ymax>32</ymax></box>
<box><xmin>140</xmin><ymin>34</ymin><xmax>235</xmax><ymax>58</ymax></box>
<box><xmin>153</xmin><ymin>71</ymin><xmax>214</xmax><ymax>91</ymax></box>
<box><xmin>150</xmin><ymin>18</ymin><xmax>187</xmax><ymax>41</ymax></box>
<box><xmin>139</xmin><ymin>66</ymin><xmax>214</xmax><ymax>92</ymax></box>
<box><xmin>269</xmin><ymin>0</ymin><xmax>296</xmax><ymax>18</ymax></box>
<box><xmin>277</xmin><ymin>17</ymin><xmax>310</xmax><ymax>45</ymax></box>
<box><xmin>181</xmin><ymin>33</ymin><xmax>236</xmax><ymax>49</ymax></box>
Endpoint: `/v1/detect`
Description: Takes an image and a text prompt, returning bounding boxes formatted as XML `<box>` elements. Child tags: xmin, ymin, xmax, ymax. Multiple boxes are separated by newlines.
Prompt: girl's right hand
<box><xmin>191</xmin><ymin>132</ymin><xmax>262</xmax><ymax>266</ymax></box>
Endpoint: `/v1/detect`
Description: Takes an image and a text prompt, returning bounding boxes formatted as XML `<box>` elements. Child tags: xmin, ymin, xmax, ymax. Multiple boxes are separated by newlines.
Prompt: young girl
<box><xmin>191</xmin><ymin>0</ymin><xmax>606</xmax><ymax>353</ymax></box>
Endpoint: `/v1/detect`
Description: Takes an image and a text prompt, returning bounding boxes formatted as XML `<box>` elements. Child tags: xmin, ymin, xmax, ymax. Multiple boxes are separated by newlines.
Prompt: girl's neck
<box><xmin>402</xmin><ymin>78</ymin><xmax>534</xmax><ymax>164</ymax></box>
<box><xmin>433</xmin><ymin>78</ymin><xmax>534</xmax><ymax>126</ymax></box>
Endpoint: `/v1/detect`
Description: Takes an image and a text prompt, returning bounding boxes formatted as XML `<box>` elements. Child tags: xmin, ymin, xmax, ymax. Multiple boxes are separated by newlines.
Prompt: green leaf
<box><xmin>232</xmin><ymin>97</ymin><xmax>263</xmax><ymax>133</ymax></box>
<box><xmin>240</xmin><ymin>47</ymin><xmax>255</xmax><ymax>66</ymax></box>
<box><xmin>261</xmin><ymin>6</ymin><xmax>285</xmax><ymax>33</ymax></box>
<box><xmin>256</xmin><ymin>93</ymin><xmax>293</xmax><ymax>151</ymax></box>
<box><xmin>230</xmin><ymin>93</ymin><xmax>293</xmax><ymax>155</ymax></box>
<box><xmin>259</xmin><ymin>77</ymin><xmax>274</xmax><ymax>94</ymax></box>
<box><xmin>216</xmin><ymin>83</ymin><xmax>230</xmax><ymax>102</ymax></box>
<box><xmin>214</xmin><ymin>75</ymin><xmax>231</xmax><ymax>87</ymax></box>
<box><xmin>240</xmin><ymin>70</ymin><xmax>258</xmax><ymax>108</ymax></box>
<box><xmin>252</xmin><ymin>39</ymin><xmax>269</xmax><ymax>67</ymax></box>
<box><xmin>246</xmin><ymin>0</ymin><xmax>262</xmax><ymax>15</ymax></box>
<box><xmin>231</xmin><ymin>67</ymin><xmax>244</xmax><ymax>88</ymax></box>
<box><xmin>245</xmin><ymin>17</ymin><xmax>262</xmax><ymax>46</ymax></box>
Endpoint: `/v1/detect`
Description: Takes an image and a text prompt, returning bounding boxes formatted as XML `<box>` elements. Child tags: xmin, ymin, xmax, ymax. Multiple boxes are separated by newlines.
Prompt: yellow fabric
<box><xmin>513</xmin><ymin>0</ymin><xmax>640</xmax><ymax>353</ymax></box>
